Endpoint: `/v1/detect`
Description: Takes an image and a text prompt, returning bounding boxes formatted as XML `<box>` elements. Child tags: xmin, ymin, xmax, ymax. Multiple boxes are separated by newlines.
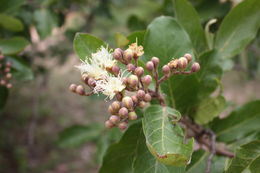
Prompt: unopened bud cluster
<box><xmin>0</xmin><ymin>53</ymin><xmax>13</xmax><ymax>88</ymax></box>
<box><xmin>70</xmin><ymin>42</ymin><xmax>201</xmax><ymax>130</ymax></box>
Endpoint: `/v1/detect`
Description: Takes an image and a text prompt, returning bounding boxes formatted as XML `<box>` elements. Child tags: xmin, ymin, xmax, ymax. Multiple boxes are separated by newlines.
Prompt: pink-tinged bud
<box><xmin>112</xmin><ymin>65</ymin><xmax>120</xmax><ymax>75</ymax></box>
<box><xmin>178</xmin><ymin>57</ymin><xmax>188</xmax><ymax>69</ymax></box>
<box><xmin>184</xmin><ymin>53</ymin><xmax>192</xmax><ymax>63</ymax></box>
<box><xmin>191</xmin><ymin>62</ymin><xmax>200</xmax><ymax>72</ymax></box>
<box><xmin>127</xmin><ymin>64</ymin><xmax>136</xmax><ymax>72</ymax></box>
<box><xmin>118</xmin><ymin>122</ymin><xmax>128</xmax><ymax>130</ymax></box>
<box><xmin>146</xmin><ymin>61</ymin><xmax>154</xmax><ymax>71</ymax></box>
<box><xmin>151</xmin><ymin>57</ymin><xmax>160</xmax><ymax>67</ymax></box>
<box><xmin>131</xmin><ymin>95</ymin><xmax>138</xmax><ymax>104</ymax></box>
<box><xmin>137</xmin><ymin>90</ymin><xmax>145</xmax><ymax>100</ymax></box>
<box><xmin>118</xmin><ymin>107</ymin><xmax>128</xmax><ymax>118</ymax></box>
<box><xmin>6</xmin><ymin>73</ymin><xmax>12</xmax><ymax>79</ymax></box>
<box><xmin>0</xmin><ymin>80</ymin><xmax>6</xmax><ymax>85</ymax></box>
<box><xmin>162</xmin><ymin>65</ymin><xmax>170</xmax><ymax>74</ymax></box>
<box><xmin>108</xmin><ymin>105</ymin><xmax>116</xmax><ymax>114</ymax></box>
<box><xmin>109</xmin><ymin>115</ymin><xmax>120</xmax><ymax>124</ymax></box>
<box><xmin>111</xmin><ymin>101</ymin><xmax>121</xmax><ymax>112</ymax></box>
<box><xmin>105</xmin><ymin>120</ymin><xmax>114</xmax><ymax>128</ymax></box>
<box><xmin>69</xmin><ymin>84</ymin><xmax>77</xmax><ymax>92</ymax></box>
<box><xmin>116</xmin><ymin>92</ymin><xmax>123</xmax><ymax>101</ymax></box>
<box><xmin>0</xmin><ymin>55</ymin><xmax>4</xmax><ymax>60</ymax></box>
<box><xmin>134</xmin><ymin>67</ymin><xmax>144</xmax><ymax>77</ymax></box>
<box><xmin>127</xmin><ymin>75</ymin><xmax>138</xmax><ymax>88</ymax></box>
<box><xmin>138</xmin><ymin>101</ymin><xmax>146</xmax><ymax>108</ymax></box>
<box><xmin>128</xmin><ymin>112</ymin><xmax>137</xmax><ymax>120</ymax></box>
<box><xmin>76</xmin><ymin>85</ymin><xmax>85</xmax><ymax>95</ymax></box>
<box><xmin>4</xmin><ymin>67</ymin><xmax>10</xmax><ymax>73</ymax></box>
<box><xmin>141</xmin><ymin>75</ymin><xmax>152</xmax><ymax>86</ymax></box>
<box><xmin>122</xmin><ymin>96</ymin><xmax>134</xmax><ymax>109</ymax></box>
<box><xmin>5</xmin><ymin>61</ymin><xmax>12</xmax><ymax>67</ymax></box>
<box><xmin>123</xmin><ymin>49</ymin><xmax>133</xmax><ymax>63</ymax></box>
<box><xmin>113</xmin><ymin>48</ymin><xmax>123</xmax><ymax>61</ymax></box>
<box><xmin>81</xmin><ymin>74</ymin><xmax>89</xmax><ymax>84</ymax></box>
<box><xmin>6</xmin><ymin>83</ymin><xmax>12</xmax><ymax>89</ymax></box>
<box><xmin>168</xmin><ymin>59</ymin><xmax>178</xmax><ymax>69</ymax></box>
<box><xmin>144</xmin><ymin>93</ymin><xmax>152</xmax><ymax>102</ymax></box>
<box><xmin>87</xmin><ymin>78</ymin><xmax>96</xmax><ymax>87</ymax></box>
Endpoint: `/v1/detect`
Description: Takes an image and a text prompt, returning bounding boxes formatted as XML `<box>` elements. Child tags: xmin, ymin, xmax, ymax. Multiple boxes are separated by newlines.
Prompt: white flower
<box><xmin>75</xmin><ymin>60</ymin><xmax>108</xmax><ymax>80</ymax></box>
<box><xmin>94</xmin><ymin>74</ymin><xmax>126</xmax><ymax>100</ymax></box>
<box><xmin>91</xmin><ymin>46</ymin><xmax>116</xmax><ymax>69</ymax></box>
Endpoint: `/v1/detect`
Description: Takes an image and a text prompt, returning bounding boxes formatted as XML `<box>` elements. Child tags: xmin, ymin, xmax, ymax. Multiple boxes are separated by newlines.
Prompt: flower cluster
<box><xmin>0</xmin><ymin>53</ymin><xmax>13</xmax><ymax>88</ymax></box>
<box><xmin>70</xmin><ymin>42</ymin><xmax>200</xmax><ymax>130</ymax></box>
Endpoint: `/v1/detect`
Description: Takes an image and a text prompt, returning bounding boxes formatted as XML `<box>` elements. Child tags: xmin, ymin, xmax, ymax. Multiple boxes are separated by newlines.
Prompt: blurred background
<box><xmin>0</xmin><ymin>0</ymin><xmax>259</xmax><ymax>172</ymax></box>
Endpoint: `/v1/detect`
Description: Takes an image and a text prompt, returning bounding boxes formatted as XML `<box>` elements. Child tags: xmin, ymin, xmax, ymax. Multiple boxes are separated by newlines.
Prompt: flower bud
<box><xmin>162</xmin><ymin>65</ymin><xmax>170</xmax><ymax>75</ymax></box>
<box><xmin>151</xmin><ymin>57</ymin><xmax>159</xmax><ymax>67</ymax></box>
<box><xmin>6</xmin><ymin>83</ymin><xmax>12</xmax><ymax>89</ymax></box>
<box><xmin>138</xmin><ymin>101</ymin><xmax>146</xmax><ymax>108</ymax></box>
<box><xmin>109</xmin><ymin>115</ymin><xmax>120</xmax><ymax>124</ymax></box>
<box><xmin>122</xmin><ymin>96</ymin><xmax>134</xmax><ymax>109</ymax></box>
<box><xmin>69</xmin><ymin>84</ymin><xmax>77</xmax><ymax>92</ymax></box>
<box><xmin>118</xmin><ymin>122</ymin><xmax>128</xmax><ymax>130</ymax></box>
<box><xmin>5</xmin><ymin>61</ymin><xmax>12</xmax><ymax>67</ymax></box>
<box><xmin>87</xmin><ymin>78</ymin><xmax>96</xmax><ymax>87</ymax></box>
<box><xmin>111</xmin><ymin>101</ymin><xmax>121</xmax><ymax>112</ymax></box>
<box><xmin>177</xmin><ymin>57</ymin><xmax>188</xmax><ymax>69</ymax></box>
<box><xmin>168</xmin><ymin>59</ymin><xmax>178</xmax><ymax>69</ymax></box>
<box><xmin>0</xmin><ymin>55</ymin><xmax>4</xmax><ymax>60</ymax></box>
<box><xmin>82</xmin><ymin>74</ymin><xmax>89</xmax><ymax>83</ymax></box>
<box><xmin>105</xmin><ymin>120</ymin><xmax>114</xmax><ymax>128</ymax></box>
<box><xmin>108</xmin><ymin>105</ymin><xmax>116</xmax><ymax>114</ymax></box>
<box><xmin>112</xmin><ymin>65</ymin><xmax>120</xmax><ymax>75</ymax></box>
<box><xmin>118</xmin><ymin>107</ymin><xmax>128</xmax><ymax>118</ymax></box>
<box><xmin>137</xmin><ymin>90</ymin><xmax>145</xmax><ymax>100</ymax></box>
<box><xmin>141</xmin><ymin>75</ymin><xmax>152</xmax><ymax>86</ymax></box>
<box><xmin>6</xmin><ymin>73</ymin><xmax>12</xmax><ymax>79</ymax></box>
<box><xmin>4</xmin><ymin>67</ymin><xmax>10</xmax><ymax>73</ymax></box>
<box><xmin>146</xmin><ymin>61</ymin><xmax>154</xmax><ymax>71</ymax></box>
<box><xmin>127</xmin><ymin>64</ymin><xmax>136</xmax><ymax>72</ymax></box>
<box><xmin>134</xmin><ymin>67</ymin><xmax>144</xmax><ymax>77</ymax></box>
<box><xmin>0</xmin><ymin>80</ymin><xmax>6</xmax><ymax>85</ymax></box>
<box><xmin>113</xmin><ymin>48</ymin><xmax>123</xmax><ymax>61</ymax></box>
<box><xmin>123</xmin><ymin>49</ymin><xmax>133</xmax><ymax>63</ymax></box>
<box><xmin>144</xmin><ymin>93</ymin><xmax>152</xmax><ymax>102</ymax></box>
<box><xmin>184</xmin><ymin>53</ymin><xmax>192</xmax><ymax>63</ymax></box>
<box><xmin>128</xmin><ymin>112</ymin><xmax>137</xmax><ymax>120</ymax></box>
<box><xmin>127</xmin><ymin>75</ymin><xmax>138</xmax><ymax>88</ymax></box>
<box><xmin>76</xmin><ymin>85</ymin><xmax>85</xmax><ymax>95</ymax></box>
<box><xmin>131</xmin><ymin>95</ymin><xmax>138</xmax><ymax>104</ymax></box>
<box><xmin>191</xmin><ymin>62</ymin><xmax>200</xmax><ymax>72</ymax></box>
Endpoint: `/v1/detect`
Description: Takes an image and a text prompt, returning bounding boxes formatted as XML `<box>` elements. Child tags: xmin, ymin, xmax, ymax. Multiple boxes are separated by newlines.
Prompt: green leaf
<box><xmin>99</xmin><ymin>122</ymin><xmax>185</xmax><ymax>173</ymax></box>
<box><xmin>6</xmin><ymin>56</ymin><xmax>33</xmax><ymax>81</ymax></box>
<box><xmin>0</xmin><ymin>86</ymin><xmax>8</xmax><ymax>111</ymax></box>
<box><xmin>0</xmin><ymin>14</ymin><xmax>24</xmax><ymax>32</ymax></box>
<box><xmin>225</xmin><ymin>140</ymin><xmax>260</xmax><ymax>173</ymax></box>
<box><xmin>173</xmin><ymin>0</ymin><xmax>208</xmax><ymax>53</ymax></box>
<box><xmin>57</xmin><ymin>123</ymin><xmax>104</xmax><ymax>148</ymax></box>
<box><xmin>211</xmin><ymin>100</ymin><xmax>260</xmax><ymax>143</ymax></box>
<box><xmin>142</xmin><ymin>105</ymin><xmax>193</xmax><ymax>166</ymax></box>
<box><xmin>215</xmin><ymin>0</ymin><xmax>260</xmax><ymax>59</ymax></box>
<box><xmin>33</xmin><ymin>9</ymin><xmax>57</xmax><ymax>39</ymax></box>
<box><xmin>0</xmin><ymin>37</ymin><xmax>29</xmax><ymax>55</ymax></box>
<box><xmin>127</xmin><ymin>15</ymin><xmax>146</xmax><ymax>32</ymax></box>
<box><xmin>127</xmin><ymin>31</ymin><xmax>146</xmax><ymax>45</ymax></box>
<box><xmin>194</xmin><ymin>95</ymin><xmax>226</xmax><ymax>125</ymax></box>
<box><xmin>0</xmin><ymin>0</ymin><xmax>25</xmax><ymax>13</ymax></box>
<box><xmin>186</xmin><ymin>150</ymin><xmax>227</xmax><ymax>173</ymax></box>
<box><xmin>73</xmin><ymin>33</ymin><xmax>106</xmax><ymax>61</ymax></box>
<box><xmin>115</xmin><ymin>33</ymin><xmax>129</xmax><ymax>48</ymax></box>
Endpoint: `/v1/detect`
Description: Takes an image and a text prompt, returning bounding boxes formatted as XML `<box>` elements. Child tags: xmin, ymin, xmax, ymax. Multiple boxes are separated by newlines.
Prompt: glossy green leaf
<box><xmin>57</xmin><ymin>123</ymin><xmax>104</xmax><ymax>148</ymax></box>
<box><xmin>99</xmin><ymin>122</ymin><xmax>185</xmax><ymax>173</ymax></box>
<box><xmin>0</xmin><ymin>86</ymin><xmax>8</xmax><ymax>111</ymax></box>
<box><xmin>173</xmin><ymin>0</ymin><xmax>208</xmax><ymax>53</ymax></box>
<box><xmin>142</xmin><ymin>105</ymin><xmax>193</xmax><ymax>166</ymax></box>
<box><xmin>211</xmin><ymin>100</ymin><xmax>260</xmax><ymax>143</ymax></box>
<box><xmin>33</xmin><ymin>9</ymin><xmax>57</xmax><ymax>39</ymax></box>
<box><xmin>215</xmin><ymin>0</ymin><xmax>260</xmax><ymax>59</ymax></box>
<box><xmin>0</xmin><ymin>0</ymin><xmax>25</xmax><ymax>13</ymax></box>
<box><xmin>194</xmin><ymin>95</ymin><xmax>226</xmax><ymax>125</ymax></box>
<box><xmin>115</xmin><ymin>33</ymin><xmax>129</xmax><ymax>48</ymax></box>
<box><xmin>186</xmin><ymin>150</ymin><xmax>226</xmax><ymax>173</ymax></box>
<box><xmin>0</xmin><ymin>14</ymin><xmax>24</xmax><ymax>32</ymax></box>
<box><xmin>73</xmin><ymin>33</ymin><xmax>106</xmax><ymax>61</ymax></box>
<box><xmin>225</xmin><ymin>140</ymin><xmax>260</xmax><ymax>173</ymax></box>
<box><xmin>0</xmin><ymin>37</ymin><xmax>29</xmax><ymax>55</ymax></box>
<box><xmin>127</xmin><ymin>31</ymin><xmax>146</xmax><ymax>45</ymax></box>
<box><xmin>6</xmin><ymin>56</ymin><xmax>33</xmax><ymax>81</ymax></box>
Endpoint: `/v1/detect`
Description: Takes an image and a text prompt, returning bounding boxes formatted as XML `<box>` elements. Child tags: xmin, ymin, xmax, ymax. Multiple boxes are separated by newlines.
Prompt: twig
<box><xmin>204</xmin><ymin>129</ymin><xmax>216</xmax><ymax>173</ymax></box>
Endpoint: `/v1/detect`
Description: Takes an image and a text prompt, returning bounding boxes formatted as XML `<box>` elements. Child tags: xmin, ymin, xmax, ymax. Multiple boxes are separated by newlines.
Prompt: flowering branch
<box><xmin>0</xmin><ymin>53</ymin><xmax>13</xmax><ymax>89</ymax></box>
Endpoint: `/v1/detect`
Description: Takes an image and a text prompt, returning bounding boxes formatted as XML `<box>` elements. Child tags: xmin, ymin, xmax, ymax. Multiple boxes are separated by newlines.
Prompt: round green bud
<box><xmin>128</xmin><ymin>112</ymin><xmax>138</xmax><ymax>120</ymax></box>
